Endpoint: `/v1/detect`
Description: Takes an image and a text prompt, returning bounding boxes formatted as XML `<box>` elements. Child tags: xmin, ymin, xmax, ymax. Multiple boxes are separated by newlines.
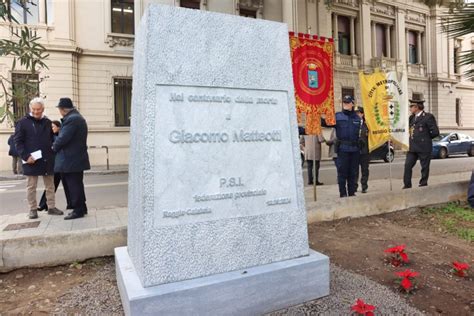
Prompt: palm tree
<box><xmin>442</xmin><ymin>3</ymin><xmax>474</xmax><ymax>79</ymax></box>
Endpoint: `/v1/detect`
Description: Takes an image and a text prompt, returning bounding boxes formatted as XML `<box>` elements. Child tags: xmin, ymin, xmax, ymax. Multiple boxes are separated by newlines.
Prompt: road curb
<box><xmin>0</xmin><ymin>226</ymin><xmax>126</xmax><ymax>272</ymax></box>
<box><xmin>306</xmin><ymin>180</ymin><xmax>469</xmax><ymax>223</ymax></box>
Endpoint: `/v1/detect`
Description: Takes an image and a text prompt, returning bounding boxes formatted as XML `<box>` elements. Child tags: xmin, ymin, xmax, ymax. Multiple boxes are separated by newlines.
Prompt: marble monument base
<box><xmin>115</xmin><ymin>247</ymin><xmax>329</xmax><ymax>316</ymax></box>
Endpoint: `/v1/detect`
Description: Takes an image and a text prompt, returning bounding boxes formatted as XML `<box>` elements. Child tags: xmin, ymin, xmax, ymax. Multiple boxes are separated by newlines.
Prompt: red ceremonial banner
<box><xmin>289</xmin><ymin>32</ymin><xmax>335</xmax><ymax>135</ymax></box>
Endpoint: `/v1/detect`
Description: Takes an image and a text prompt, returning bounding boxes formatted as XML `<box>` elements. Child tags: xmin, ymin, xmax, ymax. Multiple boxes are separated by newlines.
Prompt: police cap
<box><xmin>343</xmin><ymin>95</ymin><xmax>354</xmax><ymax>104</ymax></box>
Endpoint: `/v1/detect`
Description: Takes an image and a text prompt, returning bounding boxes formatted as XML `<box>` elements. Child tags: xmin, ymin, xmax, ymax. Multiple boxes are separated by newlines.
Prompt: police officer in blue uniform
<box><xmin>334</xmin><ymin>96</ymin><xmax>362</xmax><ymax>197</ymax></box>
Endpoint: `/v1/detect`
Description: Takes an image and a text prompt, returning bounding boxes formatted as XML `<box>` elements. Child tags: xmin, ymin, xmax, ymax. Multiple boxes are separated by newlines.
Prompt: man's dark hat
<box><xmin>409</xmin><ymin>99</ymin><xmax>425</xmax><ymax>105</ymax></box>
<box><xmin>343</xmin><ymin>95</ymin><xmax>354</xmax><ymax>103</ymax></box>
<box><xmin>57</xmin><ymin>97</ymin><xmax>74</xmax><ymax>109</ymax></box>
<box><xmin>354</xmin><ymin>106</ymin><xmax>364</xmax><ymax>114</ymax></box>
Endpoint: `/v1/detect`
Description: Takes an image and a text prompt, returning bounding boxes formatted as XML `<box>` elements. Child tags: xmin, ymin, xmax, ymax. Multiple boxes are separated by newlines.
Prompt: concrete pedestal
<box><xmin>115</xmin><ymin>247</ymin><xmax>329</xmax><ymax>316</ymax></box>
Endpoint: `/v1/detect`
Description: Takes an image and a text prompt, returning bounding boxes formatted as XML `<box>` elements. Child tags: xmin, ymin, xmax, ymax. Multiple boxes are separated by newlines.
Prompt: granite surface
<box><xmin>128</xmin><ymin>4</ymin><xmax>308</xmax><ymax>287</ymax></box>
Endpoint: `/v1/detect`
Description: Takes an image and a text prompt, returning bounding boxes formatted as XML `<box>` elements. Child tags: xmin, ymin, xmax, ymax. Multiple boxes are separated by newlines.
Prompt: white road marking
<box><xmin>0</xmin><ymin>181</ymin><xmax>128</xmax><ymax>194</ymax></box>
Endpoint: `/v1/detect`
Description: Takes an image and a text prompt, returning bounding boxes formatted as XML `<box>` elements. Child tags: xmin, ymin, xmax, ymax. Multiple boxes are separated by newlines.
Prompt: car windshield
<box><xmin>433</xmin><ymin>134</ymin><xmax>449</xmax><ymax>141</ymax></box>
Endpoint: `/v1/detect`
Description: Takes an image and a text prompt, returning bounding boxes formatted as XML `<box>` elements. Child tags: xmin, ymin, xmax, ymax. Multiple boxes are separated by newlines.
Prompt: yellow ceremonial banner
<box><xmin>359</xmin><ymin>69</ymin><xmax>390</xmax><ymax>152</ymax></box>
<box><xmin>359</xmin><ymin>69</ymin><xmax>410</xmax><ymax>152</ymax></box>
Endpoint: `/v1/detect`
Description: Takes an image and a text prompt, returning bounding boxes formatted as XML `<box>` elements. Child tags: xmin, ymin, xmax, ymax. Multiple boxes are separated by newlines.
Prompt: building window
<box><xmin>341</xmin><ymin>87</ymin><xmax>355</xmax><ymax>101</ymax></box>
<box><xmin>453</xmin><ymin>45</ymin><xmax>460</xmax><ymax>74</ymax></box>
<box><xmin>337</xmin><ymin>16</ymin><xmax>351</xmax><ymax>55</ymax></box>
<box><xmin>375</xmin><ymin>23</ymin><xmax>387</xmax><ymax>57</ymax></box>
<box><xmin>114</xmin><ymin>78</ymin><xmax>132</xmax><ymax>127</ymax></box>
<box><xmin>180</xmin><ymin>0</ymin><xmax>200</xmax><ymax>9</ymax></box>
<box><xmin>239</xmin><ymin>8</ymin><xmax>257</xmax><ymax>18</ymax></box>
<box><xmin>112</xmin><ymin>0</ymin><xmax>134</xmax><ymax>34</ymax></box>
<box><xmin>9</xmin><ymin>0</ymin><xmax>39</xmax><ymax>24</ymax></box>
<box><xmin>408</xmin><ymin>31</ymin><xmax>418</xmax><ymax>64</ymax></box>
<box><xmin>11</xmin><ymin>73</ymin><xmax>39</xmax><ymax>120</ymax></box>
<box><xmin>455</xmin><ymin>98</ymin><xmax>461</xmax><ymax>126</ymax></box>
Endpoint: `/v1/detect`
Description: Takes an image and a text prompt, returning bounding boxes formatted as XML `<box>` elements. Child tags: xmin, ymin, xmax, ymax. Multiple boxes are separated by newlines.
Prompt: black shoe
<box><xmin>402</xmin><ymin>186</ymin><xmax>411</xmax><ymax>189</ymax></box>
<box><xmin>419</xmin><ymin>183</ymin><xmax>427</xmax><ymax>187</ymax></box>
<box><xmin>362</xmin><ymin>189</ymin><xmax>367</xmax><ymax>193</ymax></box>
<box><xmin>316</xmin><ymin>182</ymin><xmax>324</xmax><ymax>186</ymax></box>
<box><xmin>37</xmin><ymin>205</ymin><xmax>48</xmax><ymax>212</ymax></box>
<box><xmin>308</xmin><ymin>182</ymin><xmax>314</xmax><ymax>185</ymax></box>
<box><xmin>64</xmin><ymin>212</ymin><xmax>84</xmax><ymax>220</ymax></box>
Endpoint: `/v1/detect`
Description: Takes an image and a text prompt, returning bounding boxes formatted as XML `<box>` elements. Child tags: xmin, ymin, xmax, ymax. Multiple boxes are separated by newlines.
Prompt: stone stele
<box><xmin>115</xmin><ymin>4</ymin><xmax>329</xmax><ymax>315</ymax></box>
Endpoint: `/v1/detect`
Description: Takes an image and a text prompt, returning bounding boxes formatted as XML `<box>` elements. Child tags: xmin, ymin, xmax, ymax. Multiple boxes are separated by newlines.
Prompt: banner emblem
<box><xmin>308</xmin><ymin>63</ymin><xmax>319</xmax><ymax>89</ymax></box>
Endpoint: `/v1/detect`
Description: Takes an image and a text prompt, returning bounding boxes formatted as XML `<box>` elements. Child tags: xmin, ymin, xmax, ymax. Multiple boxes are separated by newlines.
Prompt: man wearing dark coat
<box><xmin>53</xmin><ymin>97</ymin><xmax>90</xmax><ymax>220</ymax></box>
<box><xmin>14</xmin><ymin>97</ymin><xmax>64</xmax><ymax>219</ymax></box>
<box><xmin>8</xmin><ymin>131</ymin><xmax>22</xmax><ymax>175</ymax></box>
<box><xmin>355</xmin><ymin>107</ymin><xmax>369</xmax><ymax>193</ymax></box>
<box><xmin>468</xmin><ymin>171</ymin><xmax>474</xmax><ymax>208</ymax></box>
<box><xmin>403</xmin><ymin>99</ymin><xmax>440</xmax><ymax>188</ymax></box>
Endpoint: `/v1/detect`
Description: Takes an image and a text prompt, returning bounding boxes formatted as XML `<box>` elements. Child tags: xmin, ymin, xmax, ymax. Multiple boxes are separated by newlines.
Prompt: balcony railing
<box><xmin>336</xmin><ymin>53</ymin><xmax>360</xmax><ymax>68</ymax></box>
<box><xmin>371</xmin><ymin>57</ymin><xmax>398</xmax><ymax>70</ymax></box>
<box><xmin>334</xmin><ymin>0</ymin><xmax>359</xmax><ymax>6</ymax></box>
<box><xmin>407</xmin><ymin>63</ymin><xmax>426</xmax><ymax>77</ymax></box>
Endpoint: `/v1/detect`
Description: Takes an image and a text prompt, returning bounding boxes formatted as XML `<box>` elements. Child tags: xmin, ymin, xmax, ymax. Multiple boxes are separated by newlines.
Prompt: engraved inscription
<box><xmin>154</xmin><ymin>85</ymin><xmax>298</xmax><ymax>227</ymax></box>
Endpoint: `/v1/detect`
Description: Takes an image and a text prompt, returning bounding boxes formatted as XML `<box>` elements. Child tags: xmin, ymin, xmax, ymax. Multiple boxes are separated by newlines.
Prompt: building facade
<box><xmin>0</xmin><ymin>0</ymin><xmax>473</xmax><ymax>170</ymax></box>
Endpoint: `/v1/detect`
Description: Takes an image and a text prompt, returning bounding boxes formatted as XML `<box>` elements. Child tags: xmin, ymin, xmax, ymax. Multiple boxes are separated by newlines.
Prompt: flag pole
<box><xmin>307</xmin><ymin>26</ymin><xmax>317</xmax><ymax>202</ymax></box>
<box><xmin>313</xmin><ymin>158</ymin><xmax>317</xmax><ymax>201</ymax></box>
<box><xmin>388</xmin><ymin>139</ymin><xmax>393</xmax><ymax>191</ymax></box>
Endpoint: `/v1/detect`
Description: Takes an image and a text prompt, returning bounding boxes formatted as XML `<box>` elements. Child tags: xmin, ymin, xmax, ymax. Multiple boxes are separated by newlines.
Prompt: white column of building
<box><xmin>317</xmin><ymin>0</ymin><xmax>332</xmax><ymax>38</ymax></box>
<box><xmin>359</xmin><ymin>2</ymin><xmax>372</xmax><ymax>67</ymax></box>
<box><xmin>350</xmin><ymin>16</ymin><xmax>355</xmax><ymax>55</ymax></box>
<box><xmin>417</xmin><ymin>31</ymin><xmax>423</xmax><ymax>64</ymax></box>
<box><xmin>385</xmin><ymin>24</ymin><xmax>391</xmax><ymax>58</ymax></box>
<box><xmin>282</xmin><ymin>0</ymin><xmax>296</xmax><ymax>32</ymax></box>
<box><xmin>395</xmin><ymin>8</ymin><xmax>406</xmax><ymax>64</ymax></box>
<box><xmin>333</xmin><ymin>13</ymin><xmax>338</xmax><ymax>53</ymax></box>
<box><xmin>39</xmin><ymin>0</ymin><xmax>46</xmax><ymax>24</ymax></box>
<box><xmin>371</xmin><ymin>21</ymin><xmax>377</xmax><ymax>57</ymax></box>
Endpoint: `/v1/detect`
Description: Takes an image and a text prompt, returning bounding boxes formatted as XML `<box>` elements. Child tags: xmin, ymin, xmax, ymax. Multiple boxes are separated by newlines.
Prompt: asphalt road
<box><xmin>0</xmin><ymin>155</ymin><xmax>473</xmax><ymax>216</ymax></box>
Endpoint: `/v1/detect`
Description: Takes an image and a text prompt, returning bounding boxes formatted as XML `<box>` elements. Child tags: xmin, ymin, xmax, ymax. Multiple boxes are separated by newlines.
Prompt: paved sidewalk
<box><xmin>304</xmin><ymin>170</ymin><xmax>472</xmax><ymax>204</ymax></box>
<box><xmin>0</xmin><ymin>207</ymin><xmax>127</xmax><ymax>241</ymax></box>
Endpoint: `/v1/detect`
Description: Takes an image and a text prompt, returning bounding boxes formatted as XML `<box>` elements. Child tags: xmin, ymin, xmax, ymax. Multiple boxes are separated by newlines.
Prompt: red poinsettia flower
<box><xmin>384</xmin><ymin>244</ymin><xmax>409</xmax><ymax>265</ymax></box>
<box><xmin>400</xmin><ymin>277</ymin><xmax>412</xmax><ymax>291</ymax></box>
<box><xmin>452</xmin><ymin>261</ymin><xmax>470</xmax><ymax>277</ymax></box>
<box><xmin>351</xmin><ymin>299</ymin><xmax>376</xmax><ymax>316</ymax></box>
<box><xmin>395</xmin><ymin>269</ymin><xmax>419</xmax><ymax>293</ymax></box>
<box><xmin>396</xmin><ymin>269</ymin><xmax>419</xmax><ymax>278</ymax></box>
<box><xmin>385</xmin><ymin>244</ymin><xmax>405</xmax><ymax>253</ymax></box>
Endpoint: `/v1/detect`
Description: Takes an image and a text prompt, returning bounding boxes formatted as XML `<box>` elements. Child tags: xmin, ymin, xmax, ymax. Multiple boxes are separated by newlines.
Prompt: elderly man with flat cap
<box><xmin>53</xmin><ymin>98</ymin><xmax>90</xmax><ymax>220</ymax></box>
<box><xmin>403</xmin><ymin>99</ymin><xmax>439</xmax><ymax>189</ymax></box>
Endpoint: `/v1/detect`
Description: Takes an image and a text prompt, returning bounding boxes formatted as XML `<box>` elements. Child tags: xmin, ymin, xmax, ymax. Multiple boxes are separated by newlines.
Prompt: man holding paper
<box><xmin>14</xmin><ymin>97</ymin><xmax>64</xmax><ymax>219</ymax></box>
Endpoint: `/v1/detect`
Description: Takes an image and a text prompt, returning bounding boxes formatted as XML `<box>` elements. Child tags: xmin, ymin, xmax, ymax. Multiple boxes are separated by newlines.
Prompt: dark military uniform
<box><xmin>468</xmin><ymin>171</ymin><xmax>474</xmax><ymax>208</ymax></box>
<box><xmin>357</xmin><ymin>118</ymin><xmax>370</xmax><ymax>193</ymax></box>
<box><xmin>403</xmin><ymin>106</ymin><xmax>439</xmax><ymax>188</ymax></box>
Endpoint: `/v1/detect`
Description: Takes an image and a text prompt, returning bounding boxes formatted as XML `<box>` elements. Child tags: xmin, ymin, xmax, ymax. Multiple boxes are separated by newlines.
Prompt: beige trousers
<box><xmin>27</xmin><ymin>175</ymin><xmax>55</xmax><ymax>211</ymax></box>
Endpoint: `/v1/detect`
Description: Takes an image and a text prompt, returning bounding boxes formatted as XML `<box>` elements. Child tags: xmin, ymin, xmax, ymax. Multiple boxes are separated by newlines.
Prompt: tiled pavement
<box><xmin>0</xmin><ymin>207</ymin><xmax>127</xmax><ymax>241</ymax></box>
